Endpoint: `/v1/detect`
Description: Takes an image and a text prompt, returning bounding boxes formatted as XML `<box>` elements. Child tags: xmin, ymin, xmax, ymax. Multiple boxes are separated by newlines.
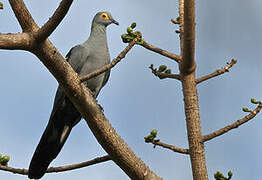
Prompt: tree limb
<box><xmin>202</xmin><ymin>103</ymin><xmax>262</xmax><ymax>142</ymax></box>
<box><xmin>149</xmin><ymin>64</ymin><xmax>181</xmax><ymax>80</ymax></box>
<box><xmin>35</xmin><ymin>0</ymin><xmax>74</xmax><ymax>42</ymax></box>
<box><xmin>80</xmin><ymin>37</ymin><xmax>138</xmax><ymax>82</ymax></box>
<box><xmin>0</xmin><ymin>155</ymin><xmax>111</xmax><ymax>175</ymax></box>
<box><xmin>9</xmin><ymin>0</ymin><xmax>38</xmax><ymax>32</ymax></box>
<box><xmin>141</xmin><ymin>42</ymin><xmax>181</xmax><ymax>63</ymax></box>
<box><xmin>0</xmin><ymin>33</ymin><xmax>32</xmax><ymax>50</ymax></box>
<box><xmin>146</xmin><ymin>139</ymin><xmax>189</xmax><ymax>154</ymax></box>
<box><xmin>179</xmin><ymin>0</ymin><xmax>209</xmax><ymax>179</ymax></box>
<box><xmin>179</xmin><ymin>0</ymin><xmax>196</xmax><ymax>75</ymax></box>
<box><xmin>196</xmin><ymin>59</ymin><xmax>237</xmax><ymax>84</ymax></box>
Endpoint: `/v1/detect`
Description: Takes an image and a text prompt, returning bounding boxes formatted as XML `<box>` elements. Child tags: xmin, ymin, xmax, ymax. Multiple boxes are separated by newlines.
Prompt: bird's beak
<box><xmin>111</xmin><ymin>18</ymin><xmax>119</xmax><ymax>25</ymax></box>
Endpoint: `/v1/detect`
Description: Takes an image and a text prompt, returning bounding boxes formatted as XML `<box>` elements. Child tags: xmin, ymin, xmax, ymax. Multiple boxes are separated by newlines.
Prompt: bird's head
<box><xmin>93</xmin><ymin>11</ymin><xmax>119</xmax><ymax>27</ymax></box>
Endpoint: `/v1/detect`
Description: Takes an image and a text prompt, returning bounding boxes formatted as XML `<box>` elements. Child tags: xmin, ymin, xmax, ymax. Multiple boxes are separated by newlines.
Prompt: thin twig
<box><xmin>149</xmin><ymin>64</ymin><xmax>181</xmax><ymax>80</ymax></box>
<box><xmin>146</xmin><ymin>139</ymin><xmax>189</xmax><ymax>154</ymax></box>
<box><xmin>35</xmin><ymin>0</ymin><xmax>74</xmax><ymax>42</ymax></box>
<box><xmin>80</xmin><ymin>37</ymin><xmax>138</xmax><ymax>82</ymax></box>
<box><xmin>196</xmin><ymin>59</ymin><xmax>237</xmax><ymax>84</ymax></box>
<box><xmin>0</xmin><ymin>155</ymin><xmax>111</xmax><ymax>175</ymax></box>
<box><xmin>171</xmin><ymin>18</ymin><xmax>180</xmax><ymax>24</ymax></box>
<box><xmin>141</xmin><ymin>42</ymin><xmax>181</xmax><ymax>63</ymax></box>
<box><xmin>202</xmin><ymin>103</ymin><xmax>262</xmax><ymax>142</ymax></box>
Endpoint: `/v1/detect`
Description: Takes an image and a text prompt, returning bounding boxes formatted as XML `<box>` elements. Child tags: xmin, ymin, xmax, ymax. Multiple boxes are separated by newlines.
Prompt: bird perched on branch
<box><xmin>28</xmin><ymin>11</ymin><xmax>119</xmax><ymax>179</ymax></box>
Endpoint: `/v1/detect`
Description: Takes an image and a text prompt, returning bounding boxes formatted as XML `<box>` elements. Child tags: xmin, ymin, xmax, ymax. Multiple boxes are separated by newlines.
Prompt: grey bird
<box><xmin>28</xmin><ymin>12</ymin><xmax>119</xmax><ymax>179</ymax></box>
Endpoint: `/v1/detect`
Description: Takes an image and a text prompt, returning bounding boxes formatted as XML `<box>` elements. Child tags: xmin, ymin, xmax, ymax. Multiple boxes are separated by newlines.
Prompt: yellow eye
<box><xmin>100</xmin><ymin>13</ymin><xmax>109</xmax><ymax>20</ymax></box>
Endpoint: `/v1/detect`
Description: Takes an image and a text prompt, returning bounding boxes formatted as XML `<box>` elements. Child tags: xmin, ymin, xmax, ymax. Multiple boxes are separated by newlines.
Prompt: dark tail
<box><xmin>28</xmin><ymin>120</ymin><xmax>72</xmax><ymax>179</ymax></box>
<box><xmin>28</xmin><ymin>92</ymin><xmax>81</xmax><ymax>179</ymax></box>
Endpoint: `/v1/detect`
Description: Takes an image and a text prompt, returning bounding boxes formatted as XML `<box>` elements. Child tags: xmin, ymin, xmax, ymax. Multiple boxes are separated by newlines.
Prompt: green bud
<box><xmin>121</xmin><ymin>34</ymin><xmax>128</xmax><ymax>39</ymax></box>
<box><xmin>0</xmin><ymin>154</ymin><xmax>2</xmax><ymax>159</ymax></box>
<box><xmin>121</xmin><ymin>34</ymin><xmax>127</xmax><ymax>42</ymax></box>
<box><xmin>122</xmin><ymin>39</ymin><xmax>128</xmax><ymax>43</ymax></box>
<box><xmin>150</xmin><ymin>129</ymin><xmax>158</xmax><ymax>137</ymax></box>
<box><xmin>165</xmin><ymin>69</ymin><xmax>171</xmax><ymax>74</ymax></box>
<box><xmin>242</xmin><ymin>107</ymin><xmax>250</xmax><ymax>112</ymax></box>
<box><xmin>137</xmin><ymin>38</ymin><xmax>145</xmax><ymax>45</ymax></box>
<box><xmin>228</xmin><ymin>171</ymin><xmax>233</xmax><ymax>178</ymax></box>
<box><xmin>144</xmin><ymin>134</ymin><xmax>155</xmax><ymax>142</ymax></box>
<box><xmin>214</xmin><ymin>171</ymin><xmax>225</xmax><ymax>180</ymax></box>
<box><xmin>121</xmin><ymin>34</ymin><xmax>132</xmax><ymax>43</ymax></box>
<box><xmin>127</xmin><ymin>27</ymin><xmax>133</xmax><ymax>34</ymax></box>
<box><xmin>231</xmin><ymin>58</ymin><xmax>237</xmax><ymax>63</ymax></box>
<box><xmin>158</xmin><ymin>65</ymin><xmax>167</xmax><ymax>72</ymax></box>
<box><xmin>129</xmin><ymin>32</ymin><xmax>137</xmax><ymax>38</ymax></box>
<box><xmin>251</xmin><ymin>98</ymin><xmax>259</xmax><ymax>104</ymax></box>
<box><xmin>1</xmin><ymin>155</ymin><xmax>10</xmax><ymax>166</ymax></box>
<box><xmin>131</xmin><ymin>22</ymin><xmax>136</xmax><ymax>29</ymax></box>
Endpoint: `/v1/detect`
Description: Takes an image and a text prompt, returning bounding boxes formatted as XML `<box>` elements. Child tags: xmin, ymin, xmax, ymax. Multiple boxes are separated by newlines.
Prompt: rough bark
<box><xmin>181</xmin><ymin>74</ymin><xmax>208</xmax><ymax>180</ymax></box>
<box><xmin>179</xmin><ymin>0</ymin><xmax>209</xmax><ymax>179</ymax></box>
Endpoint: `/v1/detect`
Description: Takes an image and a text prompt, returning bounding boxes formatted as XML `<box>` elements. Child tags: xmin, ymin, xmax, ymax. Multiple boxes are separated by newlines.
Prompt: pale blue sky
<box><xmin>1</xmin><ymin>0</ymin><xmax>262</xmax><ymax>179</ymax></box>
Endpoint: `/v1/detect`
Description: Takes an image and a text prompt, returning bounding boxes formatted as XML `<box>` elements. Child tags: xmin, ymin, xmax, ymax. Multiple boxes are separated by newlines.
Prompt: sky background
<box><xmin>1</xmin><ymin>0</ymin><xmax>262</xmax><ymax>179</ymax></box>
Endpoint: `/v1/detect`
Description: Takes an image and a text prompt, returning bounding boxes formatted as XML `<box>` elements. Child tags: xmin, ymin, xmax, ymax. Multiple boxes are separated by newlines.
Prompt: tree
<box><xmin>0</xmin><ymin>0</ymin><xmax>261</xmax><ymax>180</ymax></box>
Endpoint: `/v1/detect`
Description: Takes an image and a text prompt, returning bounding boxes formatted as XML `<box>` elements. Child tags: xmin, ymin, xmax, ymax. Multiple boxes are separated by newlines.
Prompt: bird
<box><xmin>28</xmin><ymin>11</ymin><xmax>119</xmax><ymax>179</ymax></box>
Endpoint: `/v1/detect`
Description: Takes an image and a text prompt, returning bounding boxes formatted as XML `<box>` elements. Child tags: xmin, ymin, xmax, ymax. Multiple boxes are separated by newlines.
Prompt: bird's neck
<box><xmin>83</xmin><ymin>24</ymin><xmax>108</xmax><ymax>48</ymax></box>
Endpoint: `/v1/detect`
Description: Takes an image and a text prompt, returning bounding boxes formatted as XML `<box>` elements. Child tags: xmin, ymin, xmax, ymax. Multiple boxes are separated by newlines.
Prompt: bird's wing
<box><xmin>52</xmin><ymin>45</ymin><xmax>90</xmax><ymax>108</ymax></box>
<box><xmin>101</xmin><ymin>66</ymin><xmax>110</xmax><ymax>88</ymax></box>
<box><xmin>66</xmin><ymin>44</ymin><xmax>90</xmax><ymax>73</ymax></box>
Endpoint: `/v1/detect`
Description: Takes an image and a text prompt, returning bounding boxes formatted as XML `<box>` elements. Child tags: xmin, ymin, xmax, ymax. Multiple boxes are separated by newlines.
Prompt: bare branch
<box><xmin>146</xmin><ymin>139</ymin><xmax>189</xmax><ymax>154</ymax></box>
<box><xmin>149</xmin><ymin>64</ymin><xmax>181</xmax><ymax>80</ymax></box>
<box><xmin>0</xmin><ymin>33</ymin><xmax>32</xmax><ymax>50</ymax></box>
<box><xmin>8</xmin><ymin>0</ymin><xmax>38</xmax><ymax>32</ymax></box>
<box><xmin>141</xmin><ymin>42</ymin><xmax>181</xmax><ymax>63</ymax></box>
<box><xmin>196</xmin><ymin>59</ymin><xmax>237</xmax><ymax>84</ymax></box>
<box><xmin>35</xmin><ymin>0</ymin><xmax>74</xmax><ymax>42</ymax></box>
<box><xmin>80</xmin><ymin>37</ymin><xmax>138</xmax><ymax>82</ymax></box>
<box><xmin>0</xmin><ymin>155</ymin><xmax>111</xmax><ymax>175</ymax></box>
<box><xmin>47</xmin><ymin>155</ymin><xmax>111</xmax><ymax>173</ymax></box>
<box><xmin>179</xmin><ymin>0</ymin><xmax>196</xmax><ymax>75</ymax></box>
<box><xmin>202</xmin><ymin>103</ymin><xmax>262</xmax><ymax>142</ymax></box>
